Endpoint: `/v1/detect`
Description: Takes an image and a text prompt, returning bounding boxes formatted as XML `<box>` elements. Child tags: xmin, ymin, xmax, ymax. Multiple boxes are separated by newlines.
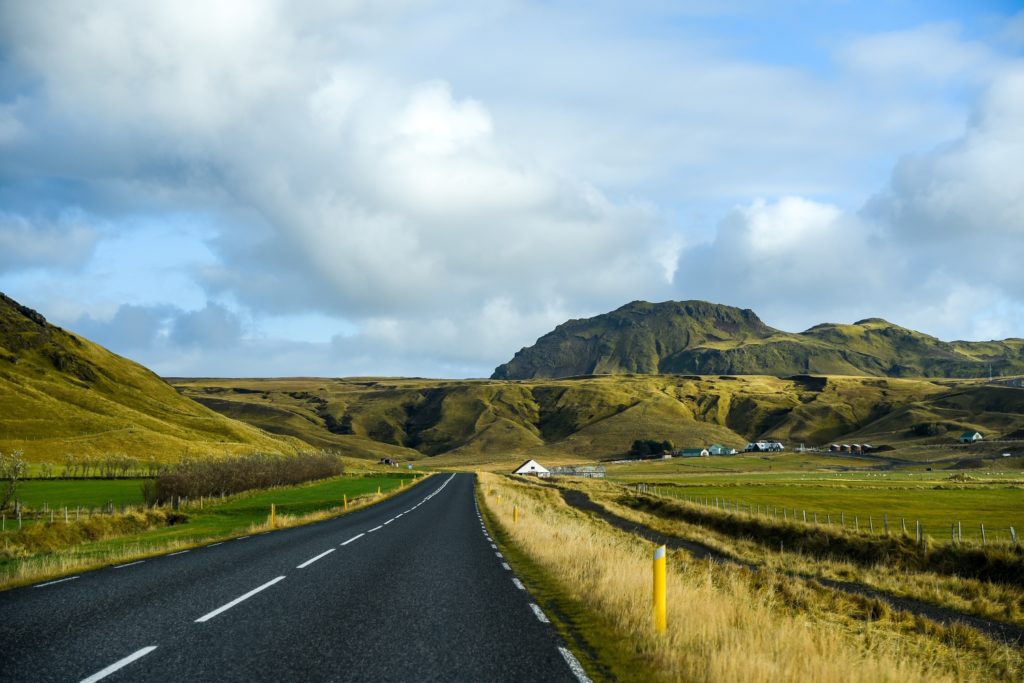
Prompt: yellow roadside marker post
<box><xmin>270</xmin><ymin>503</ymin><xmax>276</xmax><ymax>528</ymax></box>
<box><xmin>513</xmin><ymin>506</ymin><xmax>519</xmax><ymax>524</ymax></box>
<box><xmin>343</xmin><ymin>494</ymin><xmax>348</xmax><ymax>511</ymax></box>
<box><xmin>377</xmin><ymin>485</ymin><xmax>381</xmax><ymax>495</ymax></box>
<box><xmin>653</xmin><ymin>545</ymin><xmax>667</xmax><ymax>633</ymax></box>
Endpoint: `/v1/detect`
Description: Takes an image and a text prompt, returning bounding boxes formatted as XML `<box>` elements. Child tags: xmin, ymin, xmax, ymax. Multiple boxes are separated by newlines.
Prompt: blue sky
<box><xmin>0</xmin><ymin>1</ymin><xmax>1022</xmax><ymax>377</ymax></box>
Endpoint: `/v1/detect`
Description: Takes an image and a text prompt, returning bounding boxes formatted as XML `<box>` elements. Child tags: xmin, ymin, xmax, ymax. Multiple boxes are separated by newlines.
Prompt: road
<box><xmin>0</xmin><ymin>474</ymin><xmax>588</xmax><ymax>682</ymax></box>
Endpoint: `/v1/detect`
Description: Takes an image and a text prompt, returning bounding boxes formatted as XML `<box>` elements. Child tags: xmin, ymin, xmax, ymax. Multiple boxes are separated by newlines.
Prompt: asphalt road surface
<box><xmin>0</xmin><ymin>474</ymin><xmax>589</xmax><ymax>682</ymax></box>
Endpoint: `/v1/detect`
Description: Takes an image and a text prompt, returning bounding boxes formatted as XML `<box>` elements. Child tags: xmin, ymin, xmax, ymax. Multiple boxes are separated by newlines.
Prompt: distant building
<box><xmin>513</xmin><ymin>459</ymin><xmax>550</xmax><ymax>477</ymax></box>
<box><xmin>678</xmin><ymin>448</ymin><xmax>710</xmax><ymax>457</ymax></box>
<box><xmin>549</xmin><ymin>464</ymin><xmax>606</xmax><ymax>478</ymax></box>
<box><xmin>960</xmin><ymin>431</ymin><xmax>983</xmax><ymax>444</ymax></box>
<box><xmin>708</xmin><ymin>444</ymin><xmax>737</xmax><ymax>455</ymax></box>
<box><xmin>744</xmin><ymin>441</ymin><xmax>784</xmax><ymax>453</ymax></box>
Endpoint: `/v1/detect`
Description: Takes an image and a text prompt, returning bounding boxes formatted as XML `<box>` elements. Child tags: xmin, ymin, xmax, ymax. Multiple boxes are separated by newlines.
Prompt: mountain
<box><xmin>0</xmin><ymin>292</ymin><xmax>304</xmax><ymax>462</ymax></box>
<box><xmin>492</xmin><ymin>300</ymin><xmax>1024</xmax><ymax>380</ymax></box>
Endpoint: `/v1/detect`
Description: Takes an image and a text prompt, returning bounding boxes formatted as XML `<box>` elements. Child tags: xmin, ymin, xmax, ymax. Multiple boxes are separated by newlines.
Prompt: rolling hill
<box><xmin>172</xmin><ymin>374</ymin><xmax>1024</xmax><ymax>466</ymax></box>
<box><xmin>492</xmin><ymin>300</ymin><xmax>1024</xmax><ymax>380</ymax></box>
<box><xmin>0</xmin><ymin>292</ymin><xmax>305</xmax><ymax>462</ymax></box>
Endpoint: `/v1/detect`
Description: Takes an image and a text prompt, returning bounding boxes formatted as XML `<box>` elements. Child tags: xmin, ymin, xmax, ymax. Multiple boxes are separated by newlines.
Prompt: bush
<box><xmin>911</xmin><ymin>422</ymin><xmax>947</xmax><ymax>437</ymax></box>
<box><xmin>145</xmin><ymin>451</ymin><xmax>344</xmax><ymax>505</ymax></box>
<box><xmin>630</xmin><ymin>439</ymin><xmax>674</xmax><ymax>457</ymax></box>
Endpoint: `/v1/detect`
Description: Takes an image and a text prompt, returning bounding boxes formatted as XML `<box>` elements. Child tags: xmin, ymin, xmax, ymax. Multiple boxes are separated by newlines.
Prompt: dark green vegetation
<box><xmin>146</xmin><ymin>451</ymin><xmax>344</xmax><ymax>504</ymax></box>
<box><xmin>175</xmin><ymin>374</ymin><xmax>1024</xmax><ymax>465</ymax></box>
<box><xmin>0</xmin><ymin>293</ymin><xmax>302</xmax><ymax>462</ymax></box>
<box><xmin>492</xmin><ymin>300</ymin><xmax>1024</xmax><ymax>380</ymax></box>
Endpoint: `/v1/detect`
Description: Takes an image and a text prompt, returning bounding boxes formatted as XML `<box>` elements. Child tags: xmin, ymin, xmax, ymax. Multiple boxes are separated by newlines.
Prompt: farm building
<box><xmin>513</xmin><ymin>459</ymin><xmax>550</xmax><ymax>477</ymax></box>
<box><xmin>744</xmin><ymin>441</ymin><xmax>784</xmax><ymax>453</ymax></box>
<box><xmin>708</xmin><ymin>444</ymin><xmax>737</xmax><ymax>455</ymax></box>
<box><xmin>549</xmin><ymin>464</ymin><xmax>606</xmax><ymax>478</ymax></box>
<box><xmin>960</xmin><ymin>431</ymin><xmax>983</xmax><ymax>443</ymax></box>
<box><xmin>678</xmin><ymin>448</ymin><xmax>710</xmax><ymax>457</ymax></box>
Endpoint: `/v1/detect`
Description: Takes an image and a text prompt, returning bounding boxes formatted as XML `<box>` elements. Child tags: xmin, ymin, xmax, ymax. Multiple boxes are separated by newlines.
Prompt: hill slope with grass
<box><xmin>492</xmin><ymin>300</ymin><xmax>1024</xmax><ymax>380</ymax></box>
<box><xmin>0</xmin><ymin>292</ymin><xmax>304</xmax><ymax>462</ymax></box>
<box><xmin>174</xmin><ymin>374</ymin><xmax>1024</xmax><ymax>466</ymax></box>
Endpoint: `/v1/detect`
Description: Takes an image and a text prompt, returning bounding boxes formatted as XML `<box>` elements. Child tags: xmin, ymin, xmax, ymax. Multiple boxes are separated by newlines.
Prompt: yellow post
<box><xmin>513</xmin><ymin>506</ymin><xmax>519</xmax><ymax>523</ymax></box>
<box><xmin>653</xmin><ymin>545</ymin><xmax>667</xmax><ymax>633</ymax></box>
<box><xmin>270</xmin><ymin>503</ymin><xmax>276</xmax><ymax>528</ymax></box>
<box><xmin>377</xmin><ymin>485</ymin><xmax>381</xmax><ymax>495</ymax></box>
<box><xmin>343</xmin><ymin>494</ymin><xmax>348</xmax><ymax>511</ymax></box>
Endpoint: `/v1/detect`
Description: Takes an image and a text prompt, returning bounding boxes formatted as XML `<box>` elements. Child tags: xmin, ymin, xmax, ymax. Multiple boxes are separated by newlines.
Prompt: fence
<box><xmin>631</xmin><ymin>483</ymin><xmax>1021</xmax><ymax>549</ymax></box>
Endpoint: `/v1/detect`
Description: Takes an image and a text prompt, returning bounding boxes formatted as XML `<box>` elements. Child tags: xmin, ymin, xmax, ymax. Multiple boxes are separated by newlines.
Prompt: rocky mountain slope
<box><xmin>492</xmin><ymin>300</ymin><xmax>1024</xmax><ymax>380</ymax></box>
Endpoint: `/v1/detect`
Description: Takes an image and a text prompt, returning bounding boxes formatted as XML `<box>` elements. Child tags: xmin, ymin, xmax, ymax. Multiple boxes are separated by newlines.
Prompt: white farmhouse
<box><xmin>513</xmin><ymin>459</ymin><xmax>550</xmax><ymax>477</ymax></box>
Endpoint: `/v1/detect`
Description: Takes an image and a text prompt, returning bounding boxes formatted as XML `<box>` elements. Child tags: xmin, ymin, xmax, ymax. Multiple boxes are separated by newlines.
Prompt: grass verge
<box><xmin>0</xmin><ymin>473</ymin><xmax>430</xmax><ymax>591</ymax></box>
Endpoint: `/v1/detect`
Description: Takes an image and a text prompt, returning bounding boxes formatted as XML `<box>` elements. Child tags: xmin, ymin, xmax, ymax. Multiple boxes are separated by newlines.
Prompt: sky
<box><xmin>0</xmin><ymin>1</ymin><xmax>1022</xmax><ymax>378</ymax></box>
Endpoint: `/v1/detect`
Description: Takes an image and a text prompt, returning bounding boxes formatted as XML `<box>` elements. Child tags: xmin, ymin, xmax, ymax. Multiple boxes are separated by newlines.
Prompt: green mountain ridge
<box><xmin>493</xmin><ymin>300</ymin><xmax>1024</xmax><ymax>380</ymax></box>
<box><xmin>0</xmin><ymin>292</ymin><xmax>304</xmax><ymax>462</ymax></box>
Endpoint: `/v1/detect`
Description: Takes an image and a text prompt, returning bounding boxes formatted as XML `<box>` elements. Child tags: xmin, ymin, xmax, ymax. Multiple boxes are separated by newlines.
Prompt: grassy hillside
<box><xmin>173</xmin><ymin>373</ymin><xmax>1024</xmax><ymax>464</ymax></box>
<box><xmin>0</xmin><ymin>293</ymin><xmax>303</xmax><ymax>463</ymax></box>
<box><xmin>492</xmin><ymin>300</ymin><xmax>1024</xmax><ymax>380</ymax></box>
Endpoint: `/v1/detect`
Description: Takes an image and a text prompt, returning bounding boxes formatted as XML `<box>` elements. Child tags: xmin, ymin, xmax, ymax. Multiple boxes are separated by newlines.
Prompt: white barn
<box><xmin>513</xmin><ymin>459</ymin><xmax>550</xmax><ymax>477</ymax></box>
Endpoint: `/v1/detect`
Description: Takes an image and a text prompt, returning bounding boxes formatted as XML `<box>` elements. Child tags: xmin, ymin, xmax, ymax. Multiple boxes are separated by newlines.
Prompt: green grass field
<box><xmin>610</xmin><ymin>470</ymin><xmax>1024</xmax><ymax>543</ymax></box>
<box><xmin>13</xmin><ymin>479</ymin><xmax>148</xmax><ymax>509</ymax></box>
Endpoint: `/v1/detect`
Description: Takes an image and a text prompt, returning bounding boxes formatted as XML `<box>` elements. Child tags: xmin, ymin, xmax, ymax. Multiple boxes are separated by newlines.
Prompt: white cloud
<box><xmin>0</xmin><ymin>211</ymin><xmax>100</xmax><ymax>272</ymax></box>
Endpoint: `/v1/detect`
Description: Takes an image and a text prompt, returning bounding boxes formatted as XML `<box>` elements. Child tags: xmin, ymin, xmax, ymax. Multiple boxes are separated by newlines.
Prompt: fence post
<box><xmin>1</xmin><ymin>514</ymin><xmax>4</xmax><ymax>532</ymax></box>
<box><xmin>916</xmin><ymin>520</ymin><xmax>921</xmax><ymax>544</ymax></box>
<box><xmin>841</xmin><ymin>512</ymin><xmax>845</xmax><ymax>527</ymax></box>
<box><xmin>1011</xmin><ymin>526</ymin><xmax>1019</xmax><ymax>547</ymax></box>
<box><xmin>802</xmin><ymin>510</ymin><xmax>807</xmax><ymax>523</ymax></box>
<box><xmin>884</xmin><ymin>513</ymin><xmax>889</xmax><ymax>535</ymax></box>
<box><xmin>957</xmin><ymin>521</ymin><xmax>962</xmax><ymax>544</ymax></box>
<box><xmin>951</xmin><ymin>522</ymin><xmax>956</xmax><ymax>544</ymax></box>
<box><xmin>980</xmin><ymin>523</ymin><xmax>986</xmax><ymax>546</ymax></box>
<box><xmin>902</xmin><ymin>517</ymin><xmax>907</xmax><ymax>535</ymax></box>
<box><xmin>64</xmin><ymin>507</ymin><xmax>68</xmax><ymax>524</ymax></box>
<box><xmin>653</xmin><ymin>545</ymin><xmax>667</xmax><ymax>633</ymax></box>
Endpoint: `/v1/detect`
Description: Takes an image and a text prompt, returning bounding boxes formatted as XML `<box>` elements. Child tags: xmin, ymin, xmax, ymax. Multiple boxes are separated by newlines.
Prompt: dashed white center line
<box><xmin>558</xmin><ymin>646</ymin><xmax>593</xmax><ymax>683</ymax></box>
<box><xmin>79</xmin><ymin>645</ymin><xmax>158</xmax><ymax>683</ymax></box>
<box><xmin>167</xmin><ymin>550</ymin><xmax>190</xmax><ymax>557</ymax></box>
<box><xmin>113</xmin><ymin>560</ymin><xmax>144</xmax><ymax>570</ymax></box>
<box><xmin>383</xmin><ymin>519</ymin><xmax>394</xmax><ymax>525</ymax></box>
<box><xmin>367</xmin><ymin>525</ymin><xmax>384</xmax><ymax>533</ymax></box>
<box><xmin>341</xmin><ymin>533</ymin><xmax>364</xmax><ymax>546</ymax></box>
<box><xmin>34</xmin><ymin>576</ymin><xmax>79</xmax><ymax>588</ymax></box>
<box><xmin>512</xmin><ymin>577</ymin><xmax>525</xmax><ymax>590</ymax></box>
<box><xmin>297</xmin><ymin>548</ymin><xmax>335</xmax><ymax>569</ymax></box>
<box><xmin>530</xmin><ymin>603</ymin><xmax>550</xmax><ymax>623</ymax></box>
<box><xmin>195</xmin><ymin>576</ymin><xmax>286</xmax><ymax>623</ymax></box>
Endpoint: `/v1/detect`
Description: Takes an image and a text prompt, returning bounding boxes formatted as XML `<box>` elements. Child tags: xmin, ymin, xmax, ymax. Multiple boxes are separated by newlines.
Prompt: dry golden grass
<box><xmin>568</xmin><ymin>479</ymin><xmax>1024</xmax><ymax>628</ymax></box>
<box><xmin>479</xmin><ymin>473</ymin><xmax>1019</xmax><ymax>682</ymax></box>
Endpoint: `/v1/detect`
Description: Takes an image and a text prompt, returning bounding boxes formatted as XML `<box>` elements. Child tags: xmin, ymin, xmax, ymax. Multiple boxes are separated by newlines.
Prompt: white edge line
<box><xmin>495</xmin><ymin>552</ymin><xmax>503</xmax><ymax>558</ymax></box>
<box><xmin>512</xmin><ymin>577</ymin><xmax>525</xmax><ymax>590</ymax></box>
<box><xmin>195</xmin><ymin>576</ymin><xmax>286</xmax><ymax>623</ymax></box>
<box><xmin>502</xmin><ymin>562</ymin><xmax>511</xmax><ymax>571</ymax></box>
<box><xmin>530</xmin><ymin>603</ymin><xmax>550</xmax><ymax>623</ymax></box>
<box><xmin>558</xmin><ymin>646</ymin><xmax>593</xmax><ymax>683</ymax></box>
<box><xmin>34</xmin><ymin>575</ymin><xmax>79</xmax><ymax>588</ymax></box>
<box><xmin>167</xmin><ymin>550</ymin><xmax>190</xmax><ymax>557</ymax></box>
<box><xmin>341</xmin><ymin>533</ymin><xmax>365</xmax><ymax>546</ymax></box>
<box><xmin>208</xmin><ymin>542</ymin><xmax>224</xmax><ymax>547</ymax></box>
<box><xmin>79</xmin><ymin>646</ymin><xmax>158</xmax><ymax>683</ymax></box>
<box><xmin>113</xmin><ymin>560</ymin><xmax>144</xmax><ymax>569</ymax></box>
<box><xmin>297</xmin><ymin>548</ymin><xmax>335</xmax><ymax>569</ymax></box>
<box><xmin>235</xmin><ymin>535</ymin><xmax>250</xmax><ymax>541</ymax></box>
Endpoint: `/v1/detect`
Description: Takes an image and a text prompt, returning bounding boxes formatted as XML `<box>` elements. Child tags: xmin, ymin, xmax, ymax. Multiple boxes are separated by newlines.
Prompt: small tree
<box><xmin>0</xmin><ymin>449</ymin><xmax>28</xmax><ymax>511</ymax></box>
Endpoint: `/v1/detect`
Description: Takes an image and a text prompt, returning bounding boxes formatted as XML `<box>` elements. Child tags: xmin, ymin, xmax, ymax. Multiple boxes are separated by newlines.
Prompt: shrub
<box><xmin>145</xmin><ymin>451</ymin><xmax>344</xmax><ymax>504</ymax></box>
